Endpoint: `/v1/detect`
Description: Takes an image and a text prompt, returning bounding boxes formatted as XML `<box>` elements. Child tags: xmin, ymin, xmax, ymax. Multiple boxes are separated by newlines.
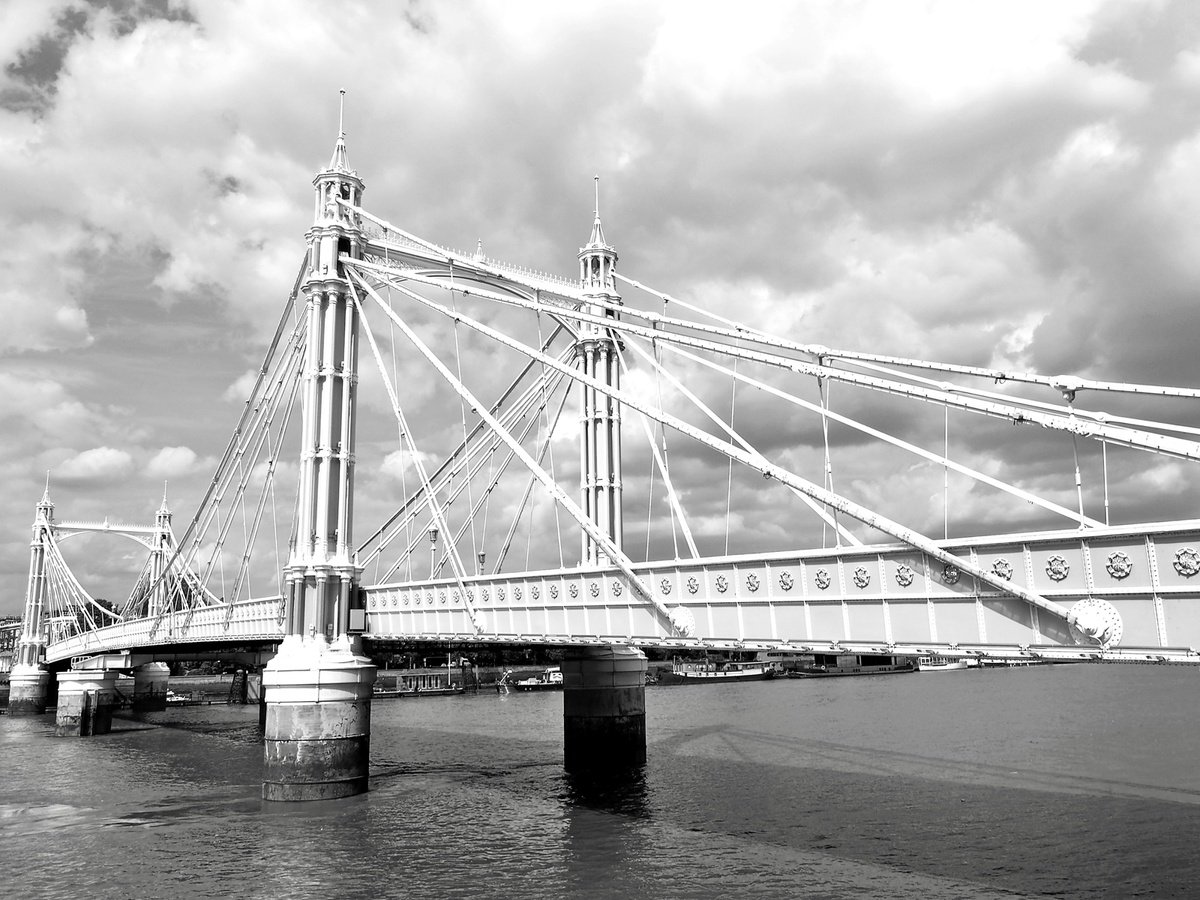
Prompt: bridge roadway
<box><xmin>46</xmin><ymin>519</ymin><xmax>1200</xmax><ymax>666</ymax></box>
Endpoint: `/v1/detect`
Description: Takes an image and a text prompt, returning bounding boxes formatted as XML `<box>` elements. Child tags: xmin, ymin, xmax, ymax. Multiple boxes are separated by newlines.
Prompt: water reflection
<box><xmin>562</xmin><ymin>766</ymin><xmax>649</xmax><ymax>817</ymax></box>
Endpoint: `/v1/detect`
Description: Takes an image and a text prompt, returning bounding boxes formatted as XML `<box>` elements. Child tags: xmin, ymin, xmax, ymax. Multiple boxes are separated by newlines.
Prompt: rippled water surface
<box><xmin>3</xmin><ymin>663</ymin><xmax>1200</xmax><ymax>898</ymax></box>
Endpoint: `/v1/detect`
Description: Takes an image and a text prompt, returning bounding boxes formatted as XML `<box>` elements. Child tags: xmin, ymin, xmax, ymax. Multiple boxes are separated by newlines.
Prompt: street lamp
<box><xmin>428</xmin><ymin>527</ymin><xmax>439</xmax><ymax>579</ymax></box>
<box><xmin>477</xmin><ymin>551</ymin><xmax>486</xmax><ymax>576</ymax></box>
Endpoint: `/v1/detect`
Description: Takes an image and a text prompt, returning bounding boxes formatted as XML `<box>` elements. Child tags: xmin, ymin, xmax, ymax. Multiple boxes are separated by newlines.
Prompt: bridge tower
<box><xmin>576</xmin><ymin>180</ymin><xmax>623</xmax><ymax>565</ymax></box>
<box><xmin>564</xmin><ymin>185</ymin><xmax>647</xmax><ymax>772</ymax></box>
<box><xmin>147</xmin><ymin>487</ymin><xmax>173</xmax><ymax>619</ymax></box>
<box><xmin>261</xmin><ymin>103</ymin><xmax>376</xmax><ymax>801</ymax></box>
<box><xmin>8</xmin><ymin>485</ymin><xmax>56</xmax><ymax>715</ymax></box>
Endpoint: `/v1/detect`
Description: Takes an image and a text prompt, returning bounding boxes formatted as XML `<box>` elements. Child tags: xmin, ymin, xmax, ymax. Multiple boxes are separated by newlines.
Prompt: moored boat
<box><xmin>915</xmin><ymin>655</ymin><xmax>976</xmax><ymax>672</ymax></box>
<box><xmin>784</xmin><ymin>653</ymin><xmax>915</xmax><ymax>678</ymax></box>
<box><xmin>511</xmin><ymin>667</ymin><xmax>564</xmax><ymax>691</ymax></box>
<box><xmin>658</xmin><ymin>658</ymin><xmax>778</xmax><ymax>685</ymax></box>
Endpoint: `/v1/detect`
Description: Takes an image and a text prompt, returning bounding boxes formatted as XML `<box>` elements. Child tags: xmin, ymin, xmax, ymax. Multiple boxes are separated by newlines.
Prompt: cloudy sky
<box><xmin>2</xmin><ymin>0</ymin><xmax>1199</xmax><ymax>617</ymax></box>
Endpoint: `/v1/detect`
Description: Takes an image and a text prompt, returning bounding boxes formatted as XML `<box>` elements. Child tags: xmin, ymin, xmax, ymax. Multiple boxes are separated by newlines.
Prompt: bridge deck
<box><xmin>43</xmin><ymin>521</ymin><xmax>1200</xmax><ymax>665</ymax></box>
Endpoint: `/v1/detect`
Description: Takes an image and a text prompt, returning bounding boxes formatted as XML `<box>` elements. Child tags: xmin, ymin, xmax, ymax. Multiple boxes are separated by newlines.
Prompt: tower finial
<box><xmin>594</xmin><ymin>174</ymin><xmax>600</xmax><ymax>219</ymax></box>
<box><xmin>338</xmin><ymin>89</ymin><xmax>346</xmax><ymax>137</ymax></box>
<box><xmin>42</xmin><ymin>470</ymin><xmax>51</xmax><ymax>502</ymax></box>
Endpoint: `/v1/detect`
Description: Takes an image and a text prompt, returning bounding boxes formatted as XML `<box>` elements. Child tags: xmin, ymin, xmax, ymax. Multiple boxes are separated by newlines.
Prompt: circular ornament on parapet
<box><xmin>452</xmin><ymin>591</ymin><xmax>460</xmax><ymax>604</ymax></box>
<box><xmin>438</xmin><ymin>591</ymin><xmax>447</xmax><ymax>605</ymax></box>
<box><xmin>992</xmin><ymin>558</ymin><xmax>1014</xmax><ymax>581</ymax></box>
<box><xmin>569</xmin><ymin>583</ymin><xmax>579</xmax><ymax>599</ymax></box>
<box><xmin>497</xmin><ymin>587</ymin><xmax>506</xmax><ymax>602</ymax></box>
<box><xmin>1045</xmin><ymin>555</ymin><xmax>1070</xmax><ymax>582</ymax></box>
<box><xmin>715</xmin><ymin>575</ymin><xmax>729</xmax><ymax>594</ymax></box>
<box><xmin>660</xmin><ymin>578</ymin><xmax>672</xmax><ymax>595</ymax></box>
<box><xmin>590</xmin><ymin>582</ymin><xmax>600</xmax><ymax>598</ymax></box>
<box><xmin>687</xmin><ymin>576</ymin><xmax>699</xmax><ymax>594</ymax></box>
<box><xmin>1067</xmin><ymin>596</ymin><xmax>1123</xmax><ymax>650</ymax></box>
<box><xmin>941</xmin><ymin>564</ymin><xmax>960</xmax><ymax>585</ymax></box>
<box><xmin>514</xmin><ymin>586</ymin><xmax>522</xmax><ymax>601</ymax></box>
<box><xmin>669</xmin><ymin>605</ymin><xmax>697</xmax><ymax>638</ymax></box>
<box><xmin>403</xmin><ymin>595</ymin><xmax>410</xmax><ymax>607</ymax></box>
<box><xmin>895</xmin><ymin>565</ymin><xmax>915</xmax><ymax>588</ymax></box>
<box><xmin>550</xmin><ymin>584</ymin><xmax>559</xmax><ymax>600</ymax></box>
<box><xmin>426</xmin><ymin>592</ymin><xmax>435</xmax><ymax>605</ymax></box>
<box><xmin>480</xmin><ymin>588</ymin><xmax>489</xmax><ymax>603</ymax></box>
<box><xmin>779</xmin><ymin>571</ymin><xmax>794</xmax><ymax>591</ymax></box>
<box><xmin>1105</xmin><ymin>551</ymin><xmax>1132</xmax><ymax>580</ymax></box>
<box><xmin>815</xmin><ymin>569</ymin><xmax>831</xmax><ymax>590</ymax></box>
<box><xmin>747</xmin><ymin>573</ymin><xmax>761</xmax><ymax>593</ymax></box>
<box><xmin>531</xmin><ymin>586</ymin><xmax>540</xmax><ymax>601</ymax></box>
<box><xmin>1174</xmin><ymin>547</ymin><xmax>1200</xmax><ymax>577</ymax></box>
<box><xmin>852</xmin><ymin>567</ymin><xmax>870</xmax><ymax>589</ymax></box>
<box><xmin>612</xmin><ymin>581</ymin><xmax>623</xmax><ymax>597</ymax></box>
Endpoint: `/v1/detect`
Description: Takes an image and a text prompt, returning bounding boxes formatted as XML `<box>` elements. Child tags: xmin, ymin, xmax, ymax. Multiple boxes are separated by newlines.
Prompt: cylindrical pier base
<box><xmin>132</xmin><ymin>662</ymin><xmax>170</xmax><ymax>712</ymax></box>
<box><xmin>56</xmin><ymin>670</ymin><xmax>118</xmax><ymax>736</ymax></box>
<box><xmin>7</xmin><ymin>664</ymin><xmax>50</xmax><ymax>716</ymax></box>
<box><xmin>262</xmin><ymin>635</ymin><xmax>376</xmax><ymax>801</ymax></box>
<box><xmin>562</xmin><ymin>645</ymin><xmax>647</xmax><ymax>771</ymax></box>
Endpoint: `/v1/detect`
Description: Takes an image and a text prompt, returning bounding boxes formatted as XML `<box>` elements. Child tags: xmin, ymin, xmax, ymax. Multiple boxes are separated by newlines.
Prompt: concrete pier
<box><xmin>7</xmin><ymin>664</ymin><xmax>50</xmax><ymax>716</ymax></box>
<box><xmin>132</xmin><ymin>662</ymin><xmax>170</xmax><ymax>712</ymax></box>
<box><xmin>562</xmin><ymin>645</ymin><xmax>647</xmax><ymax>770</ymax></box>
<box><xmin>55</xmin><ymin>670</ymin><xmax>118</xmax><ymax>736</ymax></box>
<box><xmin>261</xmin><ymin>634</ymin><xmax>376</xmax><ymax>801</ymax></box>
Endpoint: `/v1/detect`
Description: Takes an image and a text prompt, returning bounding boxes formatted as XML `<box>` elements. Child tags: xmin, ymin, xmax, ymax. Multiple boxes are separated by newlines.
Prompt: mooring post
<box><xmin>55</xmin><ymin>670</ymin><xmax>118</xmax><ymax>736</ymax></box>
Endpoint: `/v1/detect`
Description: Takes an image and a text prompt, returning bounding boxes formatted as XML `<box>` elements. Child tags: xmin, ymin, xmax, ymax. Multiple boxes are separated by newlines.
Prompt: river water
<box><xmin>2</xmin><ymin>663</ymin><xmax>1199</xmax><ymax>899</ymax></box>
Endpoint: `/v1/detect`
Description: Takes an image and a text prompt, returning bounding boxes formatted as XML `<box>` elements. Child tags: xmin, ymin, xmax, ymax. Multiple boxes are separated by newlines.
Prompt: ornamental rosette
<box><xmin>895</xmin><ymin>565</ymin><xmax>915</xmax><ymax>588</ymax></box>
<box><xmin>941</xmin><ymin>565</ymin><xmax>960</xmax><ymax>585</ymax></box>
<box><xmin>687</xmin><ymin>576</ymin><xmax>699</xmax><ymax>594</ymax></box>
<box><xmin>1105</xmin><ymin>552</ymin><xmax>1132</xmax><ymax>580</ymax></box>
<box><xmin>715</xmin><ymin>575</ymin><xmax>729</xmax><ymax>593</ymax></box>
<box><xmin>747</xmin><ymin>573</ymin><xmax>760</xmax><ymax>592</ymax></box>
<box><xmin>815</xmin><ymin>569</ymin><xmax>831</xmax><ymax>590</ymax></box>
<box><xmin>1045</xmin><ymin>555</ymin><xmax>1070</xmax><ymax>582</ymax></box>
<box><xmin>992</xmin><ymin>558</ymin><xmax>1014</xmax><ymax>581</ymax></box>
<box><xmin>660</xmin><ymin>578</ymin><xmax>672</xmax><ymax>595</ymax></box>
<box><xmin>852</xmin><ymin>566</ymin><xmax>870</xmax><ymax>588</ymax></box>
<box><xmin>1174</xmin><ymin>547</ymin><xmax>1200</xmax><ymax>577</ymax></box>
<box><xmin>779</xmin><ymin>571</ymin><xmax>794</xmax><ymax>591</ymax></box>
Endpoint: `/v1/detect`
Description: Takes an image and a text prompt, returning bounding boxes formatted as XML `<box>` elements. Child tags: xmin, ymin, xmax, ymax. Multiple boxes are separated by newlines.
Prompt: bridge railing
<box><xmin>45</xmin><ymin>597</ymin><xmax>284</xmax><ymax>664</ymax></box>
<box><xmin>362</xmin><ymin>520</ymin><xmax>1200</xmax><ymax>661</ymax></box>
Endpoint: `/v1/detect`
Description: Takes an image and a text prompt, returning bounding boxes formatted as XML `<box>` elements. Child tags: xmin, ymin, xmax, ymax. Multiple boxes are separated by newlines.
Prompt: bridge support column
<box><xmin>132</xmin><ymin>662</ymin><xmax>170</xmax><ymax>712</ymax></box>
<box><xmin>7</xmin><ymin>664</ymin><xmax>50</xmax><ymax>715</ymax></box>
<box><xmin>55</xmin><ymin>670</ymin><xmax>118</xmax><ymax>736</ymax></box>
<box><xmin>261</xmin><ymin>634</ymin><xmax>376</xmax><ymax>801</ymax></box>
<box><xmin>562</xmin><ymin>645</ymin><xmax>647</xmax><ymax>770</ymax></box>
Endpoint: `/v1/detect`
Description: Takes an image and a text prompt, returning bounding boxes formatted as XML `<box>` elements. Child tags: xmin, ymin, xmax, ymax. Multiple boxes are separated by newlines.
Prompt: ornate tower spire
<box><xmin>576</xmin><ymin>176</ymin><xmax>623</xmax><ymax>564</ymax></box>
<box><xmin>285</xmin><ymin>93</ymin><xmax>366</xmax><ymax>640</ymax></box>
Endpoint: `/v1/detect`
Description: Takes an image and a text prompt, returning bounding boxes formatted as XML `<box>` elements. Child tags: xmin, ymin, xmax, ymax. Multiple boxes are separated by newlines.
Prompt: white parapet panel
<box><xmin>362</xmin><ymin>521</ymin><xmax>1200</xmax><ymax>660</ymax></box>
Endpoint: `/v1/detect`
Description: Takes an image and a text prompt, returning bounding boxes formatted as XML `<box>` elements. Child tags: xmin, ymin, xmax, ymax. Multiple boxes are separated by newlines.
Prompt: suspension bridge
<box><xmin>9</xmin><ymin>110</ymin><xmax>1200</xmax><ymax>799</ymax></box>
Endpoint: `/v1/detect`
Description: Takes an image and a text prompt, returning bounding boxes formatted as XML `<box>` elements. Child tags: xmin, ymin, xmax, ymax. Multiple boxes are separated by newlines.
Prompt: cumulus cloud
<box><xmin>146</xmin><ymin>446</ymin><xmax>205</xmax><ymax>479</ymax></box>
<box><xmin>56</xmin><ymin>446</ymin><xmax>134</xmax><ymax>484</ymax></box>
